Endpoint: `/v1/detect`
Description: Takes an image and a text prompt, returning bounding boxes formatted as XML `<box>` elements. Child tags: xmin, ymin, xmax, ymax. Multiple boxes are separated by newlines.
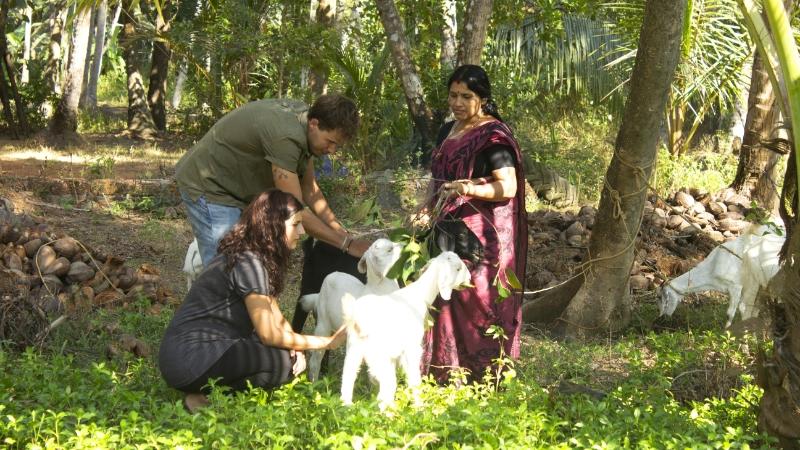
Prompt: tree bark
<box><xmin>374</xmin><ymin>0</ymin><xmax>434</xmax><ymax>152</ymax></box>
<box><xmin>50</xmin><ymin>5</ymin><xmax>92</xmax><ymax>135</ymax></box>
<box><xmin>457</xmin><ymin>0</ymin><xmax>492</xmax><ymax>66</ymax></box>
<box><xmin>440</xmin><ymin>0</ymin><xmax>457</xmax><ymax>73</ymax></box>
<box><xmin>85</xmin><ymin>0</ymin><xmax>108</xmax><ymax>110</ymax></box>
<box><xmin>147</xmin><ymin>1</ymin><xmax>172</xmax><ymax>131</ymax></box>
<box><xmin>120</xmin><ymin>0</ymin><xmax>157</xmax><ymax>139</ymax></box>
<box><xmin>47</xmin><ymin>4</ymin><xmax>67</xmax><ymax>96</ymax></box>
<box><xmin>79</xmin><ymin>7</ymin><xmax>95</xmax><ymax>108</ymax></box>
<box><xmin>546</xmin><ymin>0</ymin><xmax>686</xmax><ymax>338</ymax></box>
<box><xmin>308</xmin><ymin>0</ymin><xmax>335</xmax><ymax>96</ymax></box>
<box><xmin>731</xmin><ymin>51</ymin><xmax>777</xmax><ymax>189</ymax></box>
<box><xmin>21</xmin><ymin>5</ymin><xmax>31</xmax><ymax>84</ymax></box>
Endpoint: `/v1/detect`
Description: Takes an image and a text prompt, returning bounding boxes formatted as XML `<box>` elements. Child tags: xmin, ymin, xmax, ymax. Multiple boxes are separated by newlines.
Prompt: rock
<box><xmin>671</xmin><ymin>205</ymin><xmax>686</xmax><ymax>214</ymax></box>
<box><xmin>727</xmin><ymin>204</ymin><xmax>743</xmax><ymax>213</ymax></box>
<box><xmin>667</xmin><ymin>215</ymin><xmax>687</xmax><ymax>229</ymax></box>
<box><xmin>52</xmin><ymin>237</ymin><xmax>80</xmax><ymax>259</ymax></box>
<box><xmin>567</xmin><ymin>235</ymin><xmax>584</xmax><ymax>247</ymax></box>
<box><xmin>578</xmin><ymin>205</ymin><xmax>597</xmax><ymax>217</ymax></box>
<box><xmin>43</xmin><ymin>257</ymin><xmax>71</xmax><ymax>277</ymax></box>
<box><xmin>629</xmin><ymin>275</ymin><xmax>650</xmax><ymax>291</ymax></box>
<box><xmin>726</xmin><ymin>194</ymin><xmax>750</xmax><ymax>208</ymax></box>
<box><xmin>66</xmin><ymin>261</ymin><xmax>95</xmax><ymax>283</ymax></box>
<box><xmin>705</xmin><ymin>229</ymin><xmax>725</xmax><ymax>243</ymax></box>
<box><xmin>718</xmin><ymin>218</ymin><xmax>749</xmax><ymax>233</ymax></box>
<box><xmin>565</xmin><ymin>221</ymin><xmax>585</xmax><ymax>238</ymax></box>
<box><xmin>533</xmin><ymin>270</ymin><xmax>556</xmax><ymax>287</ymax></box>
<box><xmin>675</xmin><ymin>191</ymin><xmax>696</xmax><ymax>208</ymax></box>
<box><xmin>23</xmin><ymin>239</ymin><xmax>43</xmax><ymax>258</ymax></box>
<box><xmin>719</xmin><ymin>211</ymin><xmax>744</xmax><ymax>221</ymax></box>
<box><xmin>645</xmin><ymin>213</ymin><xmax>667</xmax><ymax>228</ymax></box>
<box><xmin>708</xmin><ymin>201</ymin><xmax>726</xmax><ymax>216</ymax></box>
<box><xmin>35</xmin><ymin>245</ymin><xmax>57</xmax><ymax>273</ymax></box>
<box><xmin>41</xmin><ymin>274</ymin><xmax>64</xmax><ymax>295</ymax></box>
<box><xmin>654</xmin><ymin>207</ymin><xmax>668</xmax><ymax>218</ymax></box>
<box><xmin>696</xmin><ymin>211</ymin><xmax>716</xmax><ymax>222</ymax></box>
<box><xmin>690</xmin><ymin>202</ymin><xmax>706</xmax><ymax>215</ymax></box>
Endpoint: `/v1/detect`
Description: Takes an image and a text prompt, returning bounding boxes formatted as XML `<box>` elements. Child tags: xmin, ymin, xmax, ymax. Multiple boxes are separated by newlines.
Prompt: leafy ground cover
<box><xmin>0</xmin><ymin>299</ymin><xmax>772</xmax><ymax>449</ymax></box>
<box><xmin>0</xmin><ymin>127</ymin><xmax>775</xmax><ymax>448</ymax></box>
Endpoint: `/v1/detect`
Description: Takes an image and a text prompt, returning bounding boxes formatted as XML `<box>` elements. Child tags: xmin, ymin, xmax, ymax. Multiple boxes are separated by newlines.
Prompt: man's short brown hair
<box><xmin>308</xmin><ymin>94</ymin><xmax>360</xmax><ymax>142</ymax></box>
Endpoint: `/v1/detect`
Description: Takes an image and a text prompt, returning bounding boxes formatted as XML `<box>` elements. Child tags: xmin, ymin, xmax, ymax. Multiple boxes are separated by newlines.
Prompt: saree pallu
<box><xmin>422</xmin><ymin>121</ymin><xmax>528</xmax><ymax>384</ymax></box>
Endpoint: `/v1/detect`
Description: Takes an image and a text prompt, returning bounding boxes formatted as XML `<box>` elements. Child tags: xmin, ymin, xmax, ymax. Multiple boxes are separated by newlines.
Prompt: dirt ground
<box><xmin>0</xmin><ymin>135</ymin><xmax>727</xmax><ymax>326</ymax></box>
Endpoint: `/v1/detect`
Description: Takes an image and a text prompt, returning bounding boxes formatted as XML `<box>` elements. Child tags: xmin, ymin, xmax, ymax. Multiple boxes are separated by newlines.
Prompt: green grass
<box><xmin>0</xmin><ymin>297</ymin><xmax>774</xmax><ymax>449</ymax></box>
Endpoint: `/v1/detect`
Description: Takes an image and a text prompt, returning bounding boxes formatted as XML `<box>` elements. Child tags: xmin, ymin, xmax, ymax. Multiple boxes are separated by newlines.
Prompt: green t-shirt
<box><xmin>175</xmin><ymin>99</ymin><xmax>312</xmax><ymax>209</ymax></box>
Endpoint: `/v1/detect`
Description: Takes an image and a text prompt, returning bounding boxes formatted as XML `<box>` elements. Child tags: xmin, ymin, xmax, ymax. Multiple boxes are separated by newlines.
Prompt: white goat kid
<box><xmin>340</xmin><ymin>251</ymin><xmax>471</xmax><ymax>411</ymax></box>
<box><xmin>183</xmin><ymin>239</ymin><xmax>203</xmax><ymax>290</ymax></box>
<box><xmin>299</xmin><ymin>238</ymin><xmax>403</xmax><ymax>381</ymax></box>
<box><xmin>659</xmin><ymin>223</ymin><xmax>784</xmax><ymax>327</ymax></box>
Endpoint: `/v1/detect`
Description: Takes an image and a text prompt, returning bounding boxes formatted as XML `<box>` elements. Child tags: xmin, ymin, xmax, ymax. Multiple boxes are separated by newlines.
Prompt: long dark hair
<box><xmin>447</xmin><ymin>64</ymin><xmax>502</xmax><ymax>122</ymax></box>
<box><xmin>218</xmin><ymin>189</ymin><xmax>303</xmax><ymax>296</ymax></box>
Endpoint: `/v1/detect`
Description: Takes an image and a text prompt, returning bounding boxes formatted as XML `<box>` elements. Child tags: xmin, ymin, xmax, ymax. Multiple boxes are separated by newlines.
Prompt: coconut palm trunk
<box><xmin>120</xmin><ymin>0</ymin><xmax>157</xmax><ymax>139</ymax></box>
<box><xmin>528</xmin><ymin>0</ymin><xmax>687</xmax><ymax>338</ymax></box>
<box><xmin>440</xmin><ymin>0</ymin><xmax>457</xmax><ymax>73</ymax></box>
<box><xmin>374</xmin><ymin>0</ymin><xmax>434</xmax><ymax>153</ymax></box>
<box><xmin>84</xmin><ymin>0</ymin><xmax>108</xmax><ymax>110</ymax></box>
<box><xmin>50</xmin><ymin>5</ymin><xmax>92</xmax><ymax>135</ymax></box>
<box><xmin>457</xmin><ymin>0</ymin><xmax>492</xmax><ymax>66</ymax></box>
<box><xmin>147</xmin><ymin>1</ymin><xmax>172</xmax><ymax>131</ymax></box>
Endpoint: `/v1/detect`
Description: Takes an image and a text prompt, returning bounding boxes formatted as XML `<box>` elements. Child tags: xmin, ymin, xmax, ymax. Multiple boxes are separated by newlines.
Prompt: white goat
<box><xmin>340</xmin><ymin>251</ymin><xmax>471</xmax><ymax>411</ymax></box>
<box><xmin>183</xmin><ymin>239</ymin><xmax>203</xmax><ymax>290</ymax></box>
<box><xmin>299</xmin><ymin>238</ymin><xmax>403</xmax><ymax>381</ymax></box>
<box><xmin>660</xmin><ymin>223</ymin><xmax>785</xmax><ymax>327</ymax></box>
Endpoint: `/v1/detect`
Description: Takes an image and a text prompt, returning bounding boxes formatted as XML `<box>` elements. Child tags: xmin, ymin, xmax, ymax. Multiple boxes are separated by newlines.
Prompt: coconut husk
<box><xmin>43</xmin><ymin>257</ymin><xmax>70</xmax><ymax>277</ymax></box>
<box><xmin>52</xmin><ymin>237</ymin><xmax>80</xmax><ymax>259</ymax></box>
<box><xmin>66</xmin><ymin>261</ymin><xmax>95</xmax><ymax>283</ymax></box>
<box><xmin>23</xmin><ymin>238</ymin><xmax>43</xmax><ymax>258</ymax></box>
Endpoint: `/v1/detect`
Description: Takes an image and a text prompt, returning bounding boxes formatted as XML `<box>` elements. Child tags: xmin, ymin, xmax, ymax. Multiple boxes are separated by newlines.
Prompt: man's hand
<box><xmin>347</xmin><ymin>238</ymin><xmax>371</xmax><ymax>258</ymax></box>
<box><xmin>442</xmin><ymin>179</ymin><xmax>475</xmax><ymax>197</ymax></box>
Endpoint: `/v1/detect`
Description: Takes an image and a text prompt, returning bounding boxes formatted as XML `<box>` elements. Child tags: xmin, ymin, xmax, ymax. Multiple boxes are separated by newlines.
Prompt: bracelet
<box><xmin>340</xmin><ymin>234</ymin><xmax>352</xmax><ymax>253</ymax></box>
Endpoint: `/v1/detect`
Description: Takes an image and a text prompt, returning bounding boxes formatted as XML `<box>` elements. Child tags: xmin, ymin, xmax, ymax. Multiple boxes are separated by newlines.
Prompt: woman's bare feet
<box><xmin>183</xmin><ymin>393</ymin><xmax>209</xmax><ymax>414</ymax></box>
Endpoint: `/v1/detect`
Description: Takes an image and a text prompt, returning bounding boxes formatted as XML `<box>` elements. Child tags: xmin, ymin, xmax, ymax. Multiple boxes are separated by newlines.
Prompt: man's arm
<box><xmin>272</xmin><ymin>163</ymin><xmax>369</xmax><ymax>256</ymax></box>
<box><xmin>300</xmin><ymin>159</ymin><xmax>345</xmax><ymax>231</ymax></box>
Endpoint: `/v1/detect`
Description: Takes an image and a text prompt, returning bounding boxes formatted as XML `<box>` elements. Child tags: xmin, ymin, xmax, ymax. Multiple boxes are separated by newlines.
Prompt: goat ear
<box><xmin>357</xmin><ymin>254</ymin><xmax>367</xmax><ymax>274</ymax></box>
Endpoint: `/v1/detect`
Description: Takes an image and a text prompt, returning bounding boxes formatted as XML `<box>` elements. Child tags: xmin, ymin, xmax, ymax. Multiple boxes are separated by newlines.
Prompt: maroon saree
<box><xmin>422</xmin><ymin>120</ymin><xmax>528</xmax><ymax>384</ymax></box>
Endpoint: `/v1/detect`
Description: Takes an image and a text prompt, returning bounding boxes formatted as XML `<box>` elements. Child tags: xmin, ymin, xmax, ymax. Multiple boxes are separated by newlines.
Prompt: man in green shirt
<box><xmin>176</xmin><ymin>94</ymin><xmax>370</xmax><ymax>266</ymax></box>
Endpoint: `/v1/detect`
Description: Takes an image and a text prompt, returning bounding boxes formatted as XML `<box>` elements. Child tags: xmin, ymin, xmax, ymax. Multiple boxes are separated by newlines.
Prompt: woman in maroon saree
<box><xmin>421</xmin><ymin>65</ymin><xmax>528</xmax><ymax>384</ymax></box>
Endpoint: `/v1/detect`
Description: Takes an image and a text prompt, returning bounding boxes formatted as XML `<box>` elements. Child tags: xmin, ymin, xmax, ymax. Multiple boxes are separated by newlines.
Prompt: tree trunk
<box><xmin>79</xmin><ymin>7</ymin><xmax>95</xmax><ymax>108</ymax></box>
<box><xmin>440</xmin><ymin>0</ymin><xmax>457</xmax><ymax>73</ymax></box>
<box><xmin>457</xmin><ymin>0</ymin><xmax>492</xmax><ymax>66</ymax></box>
<box><xmin>374</xmin><ymin>0</ymin><xmax>434</xmax><ymax>152</ymax></box>
<box><xmin>0</xmin><ymin>0</ymin><xmax>16</xmax><ymax>136</ymax></box>
<box><xmin>120</xmin><ymin>0</ymin><xmax>157</xmax><ymax>139</ymax></box>
<box><xmin>534</xmin><ymin>0</ymin><xmax>686</xmax><ymax>339</ymax></box>
<box><xmin>147</xmin><ymin>2</ymin><xmax>171</xmax><ymax>131</ymax></box>
<box><xmin>50</xmin><ymin>5</ymin><xmax>92</xmax><ymax>135</ymax></box>
<box><xmin>308</xmin><ymin>0</ymin><xmax>335</xmax><ymax>96</ymax></box>
<box><xmin>85</xmin><ymin>0</ymin><xmax>108</xmax><ymax>110</ymax></box>
<box><xmin>731</xmin><ymin>51</ymin><xmax>776</xmax><ymax>188</ymax></box>
<box><xmin>47</xmin><ymin>4</ymin><xmax>67</xmax><ymax>96</ymax></box>
<box><xmin>21</xmin><ymin>5</ymin><xmax>31</xmax><ymax>84</ymax></box>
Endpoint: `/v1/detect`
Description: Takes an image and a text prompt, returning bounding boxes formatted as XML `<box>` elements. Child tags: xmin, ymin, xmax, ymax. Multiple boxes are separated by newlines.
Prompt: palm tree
<box><xmin>50</xmin><ymin>4</ymin><xmax>91</xmax><ymax>135</ymax></box>
<box><xmin>606</xmin><ymin>0</ymin><xmax>751</xmax><ymax>156</ymax></box>
<box><xmin>736</xmin><ymin>0</ymin><xmax>800</xmax><ymax>444</ymax></box>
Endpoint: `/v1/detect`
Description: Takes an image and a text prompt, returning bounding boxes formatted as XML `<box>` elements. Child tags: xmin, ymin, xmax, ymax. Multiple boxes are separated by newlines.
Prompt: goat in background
<box><xmin>659</xmin><ymin>222</ymin><xmax>785</xmax><ymax>327</ymax></box>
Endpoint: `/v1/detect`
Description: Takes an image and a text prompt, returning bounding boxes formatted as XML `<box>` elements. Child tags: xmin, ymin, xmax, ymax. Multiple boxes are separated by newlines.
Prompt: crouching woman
<box><xmin>159</xmin><ymin>189</ymin><xmax>344</xmax><ymax>412</ymax></box>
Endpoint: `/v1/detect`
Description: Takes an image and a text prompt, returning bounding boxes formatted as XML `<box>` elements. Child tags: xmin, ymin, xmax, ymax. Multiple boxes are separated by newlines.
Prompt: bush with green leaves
<box><xmin>0</xmin><ymin>295</ymin><xmax>775</xmax><ymax>448</ymax></box>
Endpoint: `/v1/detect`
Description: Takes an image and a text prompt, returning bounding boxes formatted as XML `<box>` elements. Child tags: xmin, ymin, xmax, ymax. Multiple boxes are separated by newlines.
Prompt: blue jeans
<box><xmin>181</xmin><ymin>191</ymin><xmax>241</xmax><ymax>267</ymax></box>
